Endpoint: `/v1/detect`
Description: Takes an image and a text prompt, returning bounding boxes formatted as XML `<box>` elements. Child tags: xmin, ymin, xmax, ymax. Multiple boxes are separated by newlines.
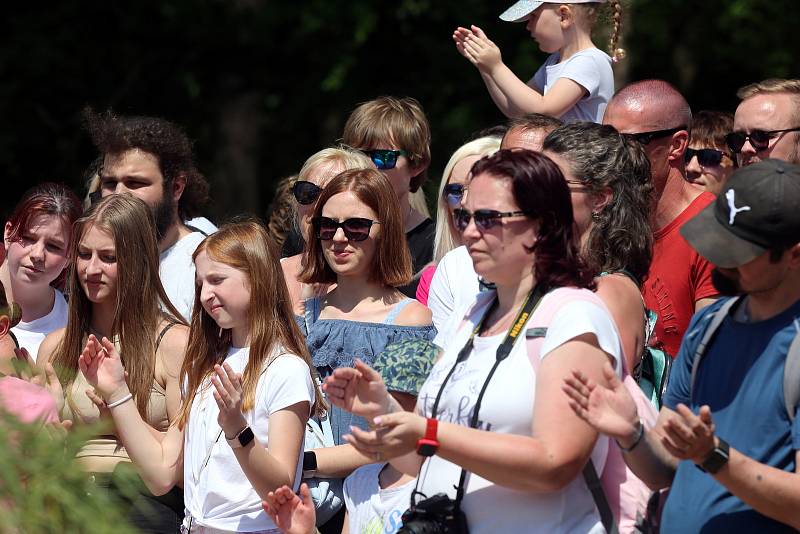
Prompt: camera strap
<box><xmin>415</xmin><ymin>285</ymin><xmax>545</xmax><ymax>509</ymax></box>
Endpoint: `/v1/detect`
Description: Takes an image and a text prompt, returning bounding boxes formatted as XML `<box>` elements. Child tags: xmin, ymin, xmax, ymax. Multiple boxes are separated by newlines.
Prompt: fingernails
<box><xmin>373</xmin><ymin>416</ymin><xmax>382</xmax><ymax>425</ymax></box>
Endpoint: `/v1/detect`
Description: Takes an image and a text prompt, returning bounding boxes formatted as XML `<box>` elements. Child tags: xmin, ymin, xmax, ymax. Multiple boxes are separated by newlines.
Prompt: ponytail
<box><xmin>608</xmin><ymin>0</ymin><xmax>625</xmax><ymax>63</ymax></box>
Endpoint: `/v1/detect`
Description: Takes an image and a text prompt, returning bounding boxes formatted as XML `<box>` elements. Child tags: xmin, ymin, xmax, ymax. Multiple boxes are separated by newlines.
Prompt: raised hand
<box><xmin>460</xmin><ymin>25</ymin><xmax>503</xmax><ymax>72</ymax></box>
<box><xmin>453</xmin><ymin>26</ymin><xmax>475</xmax><ymax>59</ymax></box>
<box><xmin>262</xmin><ymin>483</ymin><xmax>317</xmax><ymax>534</ymax></box>
<box><xmin>322</xmin><ymin>359</ymin><xmax>391</xmax><ymax>420</ymax></box>
<box><xmin>562</xmin><ymin>362</ymin><xmax>640</xmax><ymax>443</ymax></box>
<box><xmin>211</xmin><ymin>362</ymin><xmax>248</xmax><ymax>439</ymax></box>
<box><xmin>343</xmin><ymin>410</ymin><xmax>426</xmax><ymax>460</ymax></box>
<box><xmin>78</xmin><ymin>335</ymin><xmax>127</xmax><ymax>401</ymax></box>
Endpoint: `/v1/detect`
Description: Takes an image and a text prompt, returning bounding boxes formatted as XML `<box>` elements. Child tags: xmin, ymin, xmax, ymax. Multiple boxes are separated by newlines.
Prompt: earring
<box><xmin>218</xmin><ymin>326</ymin><xmax>224</xmax><ymax>339</ymax></box>
<box><xmin>591</xmin><ymin>212</ymin><xmax>601</xmax><ymax>222</ymax></box>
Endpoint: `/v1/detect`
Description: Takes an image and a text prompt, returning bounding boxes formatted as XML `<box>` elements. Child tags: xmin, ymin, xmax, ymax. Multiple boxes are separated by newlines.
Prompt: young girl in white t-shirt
<box><xmin>79</xmin><ymin>221</ymin><xmax>324</xmax><ymax>534</ymax></box>
<box><xmin>453</xmin><ymin>0</ymin><xmax>623</xmax><ymax>123</ymax></box>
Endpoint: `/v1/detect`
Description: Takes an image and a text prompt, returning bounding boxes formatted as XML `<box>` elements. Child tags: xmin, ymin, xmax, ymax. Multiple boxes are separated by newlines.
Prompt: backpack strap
<box><xmin>524</xmin><ymin>287</ymin><xmax>619</xmax><ymax>534</ymax></box>
<box><xmin>784</xmin><ymin>321</ymin><xmax>800</xmax><ymax>423</ymax></box>
<box><xmin>689</xmin><ymin>297</ymin><xmax>741</xmax><ymax>400</ymax></box>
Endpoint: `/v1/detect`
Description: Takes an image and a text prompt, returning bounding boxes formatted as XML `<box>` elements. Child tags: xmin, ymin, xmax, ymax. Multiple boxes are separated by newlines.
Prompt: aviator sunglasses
<box><xmin>292</xmin><ymin>180</ymin><xmax>323</xmax><ymax>205</ymax></box>
<box><xmin>453</xmin><ymin>208</ymin><xmax>526</xmax><ymax>232</ymax></box>
<box><xmin>313</xmin><ymin>216</ymin><xmax>380</xmax><ymax>242</ymax></box>
<box><xmin>443</xmin><ymin>183</ymin><xmax>466</xmax><ymax>208</ymax></box>
<box><xmin>725</xmin><ymin>127</ymin><xmax>800</xmax><ymax>153</ymax></box>
<box><xmin>684</xmin><ymin>148</ymin><xmax>731</xmax><ymax>168</ymax></box>
<box><xmin>361</xmin><ymin>149</ymin><xmax>410</xmax><ymax>170</ymax></box>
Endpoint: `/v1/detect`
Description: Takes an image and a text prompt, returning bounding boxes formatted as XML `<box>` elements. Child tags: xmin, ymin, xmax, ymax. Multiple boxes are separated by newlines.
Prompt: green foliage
<box><xmin>0</xmin><ymin>413</ymin><xmax>138</xmax><ymax>533</ymax></box>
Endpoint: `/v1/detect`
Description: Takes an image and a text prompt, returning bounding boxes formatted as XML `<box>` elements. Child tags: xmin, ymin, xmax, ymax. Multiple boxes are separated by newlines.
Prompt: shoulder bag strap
<box><xmin>689</xmin><ymin>297</ymin><xmax>740</xmax><ymax>400</ymax></box>
<box><xmin>784</xmin><ymin>322</ymin><xmax>800</xmax><ymax>424</ymax></box>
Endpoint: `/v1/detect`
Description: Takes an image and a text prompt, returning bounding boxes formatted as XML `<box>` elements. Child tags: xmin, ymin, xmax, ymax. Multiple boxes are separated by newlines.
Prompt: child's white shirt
<box><xmin>530</xmin><ymin>47</ymin><xmax>614</xmax><ymax>124</ymax></box>
<box><xmin>343</xmin><ymin>462</ymin><xmax>415</xmax><ymax>534</ymax></box>
<box><xmin>183</xmin><ymin>346</ymin><xmax>314</xmax><ymax>532</ymax></box>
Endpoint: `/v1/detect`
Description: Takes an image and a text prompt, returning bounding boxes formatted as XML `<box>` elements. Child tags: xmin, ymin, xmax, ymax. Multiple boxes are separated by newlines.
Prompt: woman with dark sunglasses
<box><xmin>323</xmin><ymin>150</ymin><xmax>626</xmax><ymax>534</ymax></box>
<box><xmin>280</xmin><ymin>147</ymin><xmax>373</xmax><ymax>318</ymax></box>
<box><xmin>297</xmin><ymin>168</ymin><xmax>435</xmax><ymax>530</ymax></box>
<box><xmin>685</xmin><ymin>111</ymin><xmax>736</xmax><ymax>196</ymax></box>
<box><xmin>415</xmin><ymin>136</ymin><xmax>501</xmax><ymax>308</ymax></box>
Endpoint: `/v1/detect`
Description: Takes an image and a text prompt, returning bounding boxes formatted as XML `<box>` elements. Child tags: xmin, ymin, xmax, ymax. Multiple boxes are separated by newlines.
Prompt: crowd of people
<box><xmin>2</xmin><ymin>1</ymin><xmax>800</xmax><ymax>533</ymax></box>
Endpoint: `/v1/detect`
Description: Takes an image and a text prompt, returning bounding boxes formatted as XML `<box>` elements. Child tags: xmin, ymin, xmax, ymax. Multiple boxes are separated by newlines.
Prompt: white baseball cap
<box><xmin>499</xmin><ymin>0</ymin><xmax>608</xmax><ymax>23</ymax></box>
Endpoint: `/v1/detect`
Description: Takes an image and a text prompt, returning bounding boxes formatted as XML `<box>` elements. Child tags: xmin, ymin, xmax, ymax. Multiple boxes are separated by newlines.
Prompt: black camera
<box><xmin>398</xmin><ymin>493</ymin><xmax>469</xmax><ymax>534</ymax></box>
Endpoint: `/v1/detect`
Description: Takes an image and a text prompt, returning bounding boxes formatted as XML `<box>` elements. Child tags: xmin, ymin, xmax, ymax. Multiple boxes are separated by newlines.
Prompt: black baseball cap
<box><xmin>681</xmin><ymin>159</ymin><xmax>800</xmax><ymax>268</ymax></box>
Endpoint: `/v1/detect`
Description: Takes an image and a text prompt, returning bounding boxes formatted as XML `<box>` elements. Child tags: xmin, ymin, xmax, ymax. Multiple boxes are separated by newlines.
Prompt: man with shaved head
<box><xmin>730</xmin><ymin>78</ymin><xmax>800</xmax><ymax>167</ymax></box>
<box><xmin>500</xmin><ymin>113</ymin><xmax>564</xmax><ymax>151</ymax></box>
<box><xmin>604</xmin><ymin>80</ymin><xmax>717</xmax><ymax>356</ymax></box>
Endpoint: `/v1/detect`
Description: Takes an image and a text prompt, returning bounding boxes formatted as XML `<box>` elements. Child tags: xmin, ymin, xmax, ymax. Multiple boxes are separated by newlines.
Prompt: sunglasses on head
<box><xmin>453</xmin><ymin>208</ymin><xmax>526</xmax><ymax>233</ymax></box>
<box><xmin>292</xmin><ymin>180</ymin><xmax>323</xmax><ymax>205</ymax></box>
<box><xmin>684</xmin><ymin>147</ymin><xmax>730</xmax><ymax>167</ymax></box>
<box><xmin>725</xmin><ymin>127</ymin><xmax>800</xmax><ymax>153</ymax></box>
<box><xmin>362</xmin><ymin>149</ymin><xmax>409</xmax><ymax>170</ymax></box>
<box><xmin>443</xmin><ymin>183</ymin><xmax>466</xmax><ymax>208</ymax></box>
<box><xmin>628</xmin><ymin>125</ymin><xmax>687</xmax><ymax>145</ymax></box>
<box><xmin>313</xmin><ymin>216</ymin><xmax>380</xmax><ymax>242</ymax></box>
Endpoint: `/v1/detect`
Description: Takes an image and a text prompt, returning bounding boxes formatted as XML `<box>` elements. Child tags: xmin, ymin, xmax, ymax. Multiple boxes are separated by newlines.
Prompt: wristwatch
<box><xmin>698</xmin><ymin>437</ymin><xmax>730</xmax><ymax>474</ymax></box>
<box><xmin>416</xmin><ymin>418</ymin><xmax>440</xmax><ymax>457</ymax></box>
<box><xmin>227</xmin><ymin>426</ymin><xmax>255</xmax><ymax>449</ymax></box>
<box><xmin>302</xmin><ymin>450</ymin><xmax>318</xmax><ymax>479</ymax></box>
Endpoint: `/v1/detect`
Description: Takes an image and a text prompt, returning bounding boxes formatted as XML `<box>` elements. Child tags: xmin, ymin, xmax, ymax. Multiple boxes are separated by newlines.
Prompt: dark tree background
<box><xmin>3</xmin><ymin>0</ymin><xmax>799</xmax><ymax>220</ymax></box>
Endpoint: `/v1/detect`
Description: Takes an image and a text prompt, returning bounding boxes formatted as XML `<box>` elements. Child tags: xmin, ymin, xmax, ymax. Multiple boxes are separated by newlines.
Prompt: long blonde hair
<box><xmin>177</xmin><ymin>221</ymin><xmax>324</xmax><ymax>428</ymax></box>
<box><xmin>433</xmin><ymin>136</ymin><xmax>501</xmax><ymax>263</ymax></box>
<box><xmin>51</xmin><ymin>194</ymin><xmax>185</xmax><ymax>418</ymax></box>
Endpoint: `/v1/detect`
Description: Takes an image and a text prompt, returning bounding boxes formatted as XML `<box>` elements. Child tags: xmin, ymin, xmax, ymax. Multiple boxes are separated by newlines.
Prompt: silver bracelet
<box><xmin>106</xmin><ymin>392</ymin><xmax>133</xmax><ymax>409</ymax></box>
<box><xmin>616</xmin><ymin>420</ymin><xmax>644</xmax><ymax>453</ymax></box>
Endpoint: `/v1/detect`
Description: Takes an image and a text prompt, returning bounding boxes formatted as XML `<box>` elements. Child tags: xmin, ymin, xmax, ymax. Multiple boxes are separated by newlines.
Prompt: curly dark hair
<box><xmin>543</xmin><ymin>122</ymin><xmax>654</xmax><ymax>285</ymax></box>
<box><xmin>82</xmin><ymin>107</ymin><xmax>210</xmax><ymax>221</ymax></box>
<box><xmin>470</xmin><ymin>149</ymin><xmax>595</xmax><ymax>291</ymax></box>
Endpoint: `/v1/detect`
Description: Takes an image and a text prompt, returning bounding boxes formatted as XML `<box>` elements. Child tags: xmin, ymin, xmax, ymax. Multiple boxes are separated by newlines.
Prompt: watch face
<box><xmin>238</xmin><ymin>427</ymin><xmax>255</xmax><ymax>448</ymax></box>
<box><xmin>417</xmin><ymin>440</ymin><xmax>438</xmax><ymax>457</ymax></box>
<box><xmin>702</xmin><ymin>438</ymin><xmax>730</xmax><ymax>474</ymax></box>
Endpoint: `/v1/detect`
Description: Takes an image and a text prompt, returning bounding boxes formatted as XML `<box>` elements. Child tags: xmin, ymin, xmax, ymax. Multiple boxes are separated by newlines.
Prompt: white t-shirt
<box><xmin>415</xmin><ymin>289</ymin><xmax>622</xmax><ymax>534</ymax></box>
<box><xmin>186</xmin><ymin>216</ymin><xmax>218</xmax><ymax>236</ymax></box>
<box><xmin>11</xmin><ymin>288</ymin><xmax>68</xmax><ymax>363</ymax></box>
<box><xmin>427</xmin><ymin>246</ymin><xmax>480</xmax><ymax>349</ymax></box>
<box><xmin>530</xmin><ymin>47</ymin><xmax>614</xmax><ymax>124</ymax></box>
<box><xmin>344</xmin><ymin>463</ymin><xmax>415</xmax><ymax>534</ymax></box>
<box><xmin>159</xmin><ymin>231</ymin><xmax>206</xmax><ymax>322</ymax></box>
<box><xmin>183</xmin><ymin>346</ymin><xmax>315</xmax><ymax>532</ymax></box>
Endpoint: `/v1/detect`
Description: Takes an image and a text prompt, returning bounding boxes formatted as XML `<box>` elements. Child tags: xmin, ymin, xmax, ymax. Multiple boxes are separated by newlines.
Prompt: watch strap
<box><xmin>416</xmin><ymin>418</ymin><xmax>440</xmax><ymax>457</ymax></box>
<box><xmin>699</xmin><ymin>437</ymin><xmax>730</xmax><ymax>474</ymax></box>
<box><xmin>227</xmin><ymin>426</ymin><xmax>255</xmax><ymax>449</ymax></box>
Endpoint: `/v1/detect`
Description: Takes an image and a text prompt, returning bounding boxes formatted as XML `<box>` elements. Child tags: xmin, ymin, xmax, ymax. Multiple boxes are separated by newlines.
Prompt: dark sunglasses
<box><xmin>292</xmin><ymin>180</ymin><xmax>323</xmax><ymax>205</ymax></box>
<box><xmin>453</xmin><ymin>208</ymin><xmax>526</xmax><ymax>232</ymax></box>
<box><xmin>362</xmin><ymin>149</ymin><xmax>409</xmax><ymax>170</ymax></box>
<box><xmin>628</xmin><ymin>125</ymin><xmax>687</xmax><ymax>145</ymax></box>
<box><xmin>443</xmin><ymin>183</ymin><xmax>466</xmax><ymax>208</ymax></box>
<box><xmin>725</xmin><ymin>127</ymin><xmax>800</xmax><ymax>153</ymax></box>
<box><xmin>684</xmin><ymin>148</ymin><xmax>730</xmax><ymax>167</ymax></box>
<box><xmin>313</xmin><ymin>216</ymin><xmax>380</xmax><ymax>242</ymax></box>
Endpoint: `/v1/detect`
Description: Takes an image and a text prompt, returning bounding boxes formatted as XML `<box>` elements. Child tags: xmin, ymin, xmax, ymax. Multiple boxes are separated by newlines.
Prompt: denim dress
<box><xmin>301</xmin><ymin>297</ymin><xmax>437</xmax><ymax>444</ymax></box>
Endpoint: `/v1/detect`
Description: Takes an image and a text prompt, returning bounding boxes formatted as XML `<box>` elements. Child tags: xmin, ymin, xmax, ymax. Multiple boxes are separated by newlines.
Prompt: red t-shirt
<box><xmin>643</xmin><ymin>192</ymin><xmax>718</xmax><ymax>357</ymax></box>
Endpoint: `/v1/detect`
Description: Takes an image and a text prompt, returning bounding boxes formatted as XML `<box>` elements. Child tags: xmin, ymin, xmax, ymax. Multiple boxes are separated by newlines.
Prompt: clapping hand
<box><xmin>262</xmin><ymin>483</ymin><xmax>317</xmax><ymax>534</ymax></box>
<box><xmin>322</xmin><ymin>359</ymin><xmax>391</xmax><ymax>420</ymax></box>
<box><xmin>562</xmin><ymin>362</ymin><xmax>641</xmax><ymax>445</ymax></box>
<box><xmin>211</xmin><ymin>363</ymin><xmax>248</xmax><ymax>440</ymax></box>
<box><xmin>344</xmin><ymin>410</ymin><xmax>426</xmax><ymax>460</ymax></box>
<box><xmin>453</xmin><ymin>25</ymin><xmax>502</xmax><ymax>72</ymax></box>
<box><xmin>661</xmin><ymin>404</ymin><xmax>717</xmax><ymax>464</ymax></box>
<box><xmin>78</xmin><ymin>335</ymin><xmax>128</xmax><ymax>403</ymax></box>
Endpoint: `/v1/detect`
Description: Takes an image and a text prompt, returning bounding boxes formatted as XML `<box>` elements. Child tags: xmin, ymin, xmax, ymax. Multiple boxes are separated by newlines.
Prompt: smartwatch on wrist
<box><xmin>227</xmin><ymin>426</ymin><xmax>255</xmax><ymax>449</ymax></box>
<box><xmin>416</xmin><ymin>418</ymin><xmax>440</xmax><ymax>457</ymax></box>
<box><xmin>302</xmin><ymin>450</ymin><xmax>318</xmax><ymax>479</ymax></box>
<box><xmin>698</xmin><ymin>437</ymin><xmax>730</xmax><ymax>474</ymax></box>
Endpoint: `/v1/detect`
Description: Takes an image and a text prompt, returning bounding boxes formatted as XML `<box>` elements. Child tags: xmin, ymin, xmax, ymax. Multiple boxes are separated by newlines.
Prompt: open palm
<box><xmin>323</xmin><ymin>359</ymin><xmax>390</xmax><ymax>420</ymax></box>
<box><xmin>562</xmin><ymin>362</ymin><xmax>639</xmax><ymax>441</ymax></box>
